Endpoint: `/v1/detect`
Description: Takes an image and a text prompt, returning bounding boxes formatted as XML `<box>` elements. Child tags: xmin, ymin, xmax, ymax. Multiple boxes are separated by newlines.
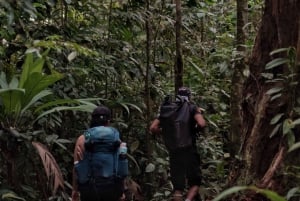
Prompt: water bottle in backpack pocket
<box><xmin>117</xmin><ymin>142</ymin><xmax>128</xmax><ymax>177</ymax></box>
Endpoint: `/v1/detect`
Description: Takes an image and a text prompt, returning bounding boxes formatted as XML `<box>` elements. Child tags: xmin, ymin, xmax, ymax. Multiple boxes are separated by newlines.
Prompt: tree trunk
<box><xmin>229</xmin><ymin>0</ymin><xmax>248</xmax><ymax>157</ymax></box>
<box><xmin>174</xmin><ymin>0</ymin><xmax>183</xmax><ymax>93</ymax></box>
<box><xmin>233</xmin><ymin>0</ymin><xmax>300</xmax><ymax>197</ymax></box>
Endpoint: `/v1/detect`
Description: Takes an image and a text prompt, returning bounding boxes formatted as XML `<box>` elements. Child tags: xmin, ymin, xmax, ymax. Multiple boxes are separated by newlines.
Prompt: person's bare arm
<box><xmin>72</xmin><ymin>135</ymin><xmax>85</xmax><ymax>201</ymax></box>
<box><xmin>150</xmin><ymin>118</ymin><xmax>161</xmax><ymax>134</ymax></box>
<box><xmin>194</xmin><ymin>107</ymin><xmax>206</xmax><ymax>128</ymax></box>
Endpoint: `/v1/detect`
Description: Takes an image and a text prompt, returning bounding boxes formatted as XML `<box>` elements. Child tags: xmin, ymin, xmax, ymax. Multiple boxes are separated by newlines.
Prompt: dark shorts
<box><xmin>79</xmin><ymin>179</ymin><xmax>123</xmax><ymax>201</ymax></box>
<box><xmin>169</xmin><ymin>146</ymin><xmax>202</xmax><ymax>191</ymax></box>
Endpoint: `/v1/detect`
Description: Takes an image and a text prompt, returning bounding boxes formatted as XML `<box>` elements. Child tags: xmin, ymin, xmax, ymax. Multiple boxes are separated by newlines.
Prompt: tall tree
<box><xmin>175</xmin><ymin>0</ymin><xmax>183</xmax><ymax>92</ymax></box>
<box><xmin>229</xmin><ymin>0</ymin><xmax>248</xmax><ymax>156</ymax></box>
<box><xmin>233</xmin><ymin>0</ymin><xmax>300</xmax><ymax>197</ymax></box>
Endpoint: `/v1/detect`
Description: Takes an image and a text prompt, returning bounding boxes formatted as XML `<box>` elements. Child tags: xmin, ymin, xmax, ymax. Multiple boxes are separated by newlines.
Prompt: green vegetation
<box><xmin>1</xmin><ymin>0</ymin><xmax>300</xmax><ymax>201</ymax></box>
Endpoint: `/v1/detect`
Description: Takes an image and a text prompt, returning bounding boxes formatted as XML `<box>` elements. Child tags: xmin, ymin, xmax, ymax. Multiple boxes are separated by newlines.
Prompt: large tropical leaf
<box><xmin>34</xmin><ymin>104</ymin><xmax>97</xmax><ymax>122</ymax></box>
<box><xmin>19</xmin><ymin>51</ymin><xmax>48</xmax><ymax>88</ymax></box>
<box><xmin>22</xmin><ymin>72</ymin><xmax>63</xmax><ymax>107</ymax></box>
<box><xmin>20</xmin><ymin>90</ymin><xmax>53</xmax><ymax>116</ymax></box>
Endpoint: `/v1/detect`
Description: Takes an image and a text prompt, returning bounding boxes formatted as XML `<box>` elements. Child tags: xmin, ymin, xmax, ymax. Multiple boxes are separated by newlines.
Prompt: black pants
<box><xmin>169</xmin><ymin>146</ymin><xmax>202</xmax><ymax>191</ymax></box>
<box><xmin>79</xmin><ymin>179</ymin><xmax>123</xmax><ymax>201</ymax></box>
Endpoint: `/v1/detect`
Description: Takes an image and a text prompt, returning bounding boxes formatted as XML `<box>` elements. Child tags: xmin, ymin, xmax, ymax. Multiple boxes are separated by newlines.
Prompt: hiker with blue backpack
<box><xmin>72</xmin><ymin>106</ymin><xmax>128</xmax><ymax>201</ymax></box>
<box><xmin>150</xmin><ymin>87</ymin><xmax>206</xmax><ymax>201</ymax></box>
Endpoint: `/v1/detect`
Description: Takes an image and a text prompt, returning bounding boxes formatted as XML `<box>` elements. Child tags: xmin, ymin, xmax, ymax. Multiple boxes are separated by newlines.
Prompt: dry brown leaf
<box><xmin>32</xmin><ymin>141</ymin><xmax>65</xmax><ymax>195</ymax></box>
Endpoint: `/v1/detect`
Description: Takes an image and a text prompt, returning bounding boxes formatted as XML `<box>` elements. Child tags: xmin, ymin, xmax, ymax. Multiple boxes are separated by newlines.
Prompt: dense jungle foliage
<box><xmin>2</xmin><ymin>0</ymin><xmax>300</xmax><ymax>201</ymax></box>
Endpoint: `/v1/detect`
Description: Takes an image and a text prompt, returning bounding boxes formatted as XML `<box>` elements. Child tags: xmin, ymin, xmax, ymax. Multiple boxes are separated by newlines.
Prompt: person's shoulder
<box><xmin>76</xmin><ymin>134</ymin><xmax>85</xmax><ymax>145</ymax></box>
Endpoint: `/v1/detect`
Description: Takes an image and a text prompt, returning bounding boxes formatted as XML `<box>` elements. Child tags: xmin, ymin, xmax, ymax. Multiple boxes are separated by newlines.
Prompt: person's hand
<box><xmin>72</xmin><ymin>190</ymin><xmax>80</xmax><ymax>201</ymax></box>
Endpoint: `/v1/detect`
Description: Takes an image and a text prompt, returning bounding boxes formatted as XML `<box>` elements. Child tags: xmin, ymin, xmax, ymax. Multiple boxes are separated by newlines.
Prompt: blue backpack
<box><xmin>74</xmin><ymin>126</ymin><xmax>128</xmax><ymax>190</ymax></box>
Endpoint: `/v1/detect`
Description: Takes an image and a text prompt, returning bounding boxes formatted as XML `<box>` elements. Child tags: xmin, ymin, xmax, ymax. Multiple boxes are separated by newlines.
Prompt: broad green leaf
<box><xmin>189</xmin><ymin>60</ymin><xmax>205</xmax><ymax>75</ymax></box>
<box><xmin>270</xmin><ymin>48</ymin><xmax>289</xmax><ymax>56</ymax></box>
<box><xmin>2</xmin><ymin>192</ymin><xmax>26</xmax><ymax>201</ymax></box>
<box><xmin>22</xmin><ymin>72</ymin><xmax>63</xmax><ymax>107</ymax></box>
<box><xmin>270</xmin><ymin>93</ymin><xmax>282</xmax><ymax>101</ymax></box>
<box><xmin>20</xmin><ymin>90</ymin><xmax>53</xmax><ymax>116</ymax></box>
<box><xmin>130</xmin><ymin>140</ymin><xmax>140</xmax><ymax>153</ymax></box>
<box><xmin>213</xmin><ymin>186</ymin><xmax>286</xmax><ymax>201</ymax></box>
<box><xmin>19</xmin><ymin>52</ymin><xmax>34</xmax><ymax>88</ymax></box>
<box><xmin>269</xmin><ymin>124</ymin><xmax>281</xmax><ymax>138</ymax></box>
<box><xmin>270</xmin><ymin>113</ymin><xmax>284</xmax><ymax>125</ymax></box>
<box><xmin>68</xmin><ymin>51</ymin><xmax>77</xmax><ymax>61</ymax></box>
<box><xmin>286</xmin><ymin>187</ymin><xmax>300</xmax><ymax>200</ymax></box>
<box><xmin>287</xmin><ymin>132</ymin><xmax>295</xmax><ymax>148</ymax></box>
<box><xmin>292</xmin><ymin>118</ymin><xmax>300</xmax><ymax>126</ymax></box>
<box><xmin>145</xmin><ymin>163</ymin><xmax>155</xmax><ymax>173</ymax></box>
<box><xmin>265</xmin><ymin>58</ymin><xmax>289</xmax><ymax>70</ymax></box>
<box><xmin>0</xmin><ymin>88</ymin><xmax>25</xmax><ymax>115</ymax></box>
<box><xmin>254</xmin><ymin>188</ymin><xmax>286</xmax><ymax>201</ymax></box>
<box><xmin>282</xmin><ymin>119</ymin><xmax>293</xmax><ymax>135</ymax></box>
<box><xmin>34</xmin><ymin>98</ymin><xmax>100</xmax><ymax>114</ymax></box>
<box><xmin>34</xmin><ymin>104</ymin><xmax>95</xmax><ymax>122</ymax></box>
<box><xmin>8</xmin><ymin>76</ymin><xmax>19</xmax><ymax>88</ymax></box>
<box><xmin>0</xmin><ymin>72</ymin><xmax>9</xmax><ymax>88</ymax></box>
<box><xmin>19</xmin><ymin>51</ymin><xmax>50</xmax><ymax>88</ymax></box>
<box><xmin>288</xmin><ymin>142</ymin><xmax>300</xmax><ymax>153</ymax></box>
<box><xmin>266</xmin><ymin>87</ymin><xmax>283</xmax><ymax>95</ymax></box>
<box><xmin>212</xmin><ymin>186</ymin><xmax>248</xmax><ymax>201</ymax></box>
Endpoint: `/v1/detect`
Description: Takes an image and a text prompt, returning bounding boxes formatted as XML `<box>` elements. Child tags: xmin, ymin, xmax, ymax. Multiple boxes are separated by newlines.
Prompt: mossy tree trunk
<box><xmin>231</xmin><ymin>0</ymin><xmax>300</xmax><ymax>198</ymax></box>
<box><xmin>229</xmin><ymin>0</ymin><xmax>248</xmax><ymax>157</ymax></box>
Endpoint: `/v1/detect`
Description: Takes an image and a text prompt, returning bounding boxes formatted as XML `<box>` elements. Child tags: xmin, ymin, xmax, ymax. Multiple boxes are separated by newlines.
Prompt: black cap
<box><xmin>92</xmin><ymin>106</ymin><xmax>111</xmax><ymax>119</ymax></box>
<box><xmin>178</xmin><ymin>87</ymin><xmax>191</xmax><ymax>97</ymax></box>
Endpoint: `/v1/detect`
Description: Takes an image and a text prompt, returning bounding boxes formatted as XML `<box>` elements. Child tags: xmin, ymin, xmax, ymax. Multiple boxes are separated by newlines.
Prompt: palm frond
<box><xmin>32</xmin><ymin>141</ymin><xmax>65</xmax><ymax>195</ymax></box>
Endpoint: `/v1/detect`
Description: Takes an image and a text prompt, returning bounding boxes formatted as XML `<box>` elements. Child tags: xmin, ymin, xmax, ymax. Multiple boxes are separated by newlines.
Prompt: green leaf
<box><xmin>283</xmin><ymin>119</ymin><xmax>293</xmax><ymax>135</ymax></box>
<box><xmin>68</xmin><ymin>51</ymin><xmax>77</xmax><ymax>61</ymax></box>
<box><xmin>34</xmin><ymin>104</ymin><xmax>95</xmax><ymax>122</ymax></box>
<box><xmin>0</xmin><ymin>72</ymin><xmax>9</xmax><ymax>88</ymax></box>
<box><xmin>20</xmin><ymin>90</ymin><xmax>53</xmax><ymax>116</ymax></box>
<box><xmin>22</xmin><ymin>72</ymin><xmax>63</xmax><ymax>107</ymax></box>
<box><xmin>0</xmin><ymin>88</ymin><xmax>25</xmax><ymax>115</ymax></box>
<box><xmin>270</xmin><ymin>113</ymin><xmax>284</xmax><ymax>125</ymax></box>
<box><xmin>270</xmin><ymin>48</ymin><xmax>289</xmax><ymax>56</ymax></box>
<box><xmin>2</xmin><ymin>192</ymin><xmax>26</xmax><ymax>201</ymax></box>
<box><xmin>212</xmin><ymin>186</ymin><xmax>248</xmax><ymax>201</ymax></box>
<box><xmin>213</xmin><ymin>186</ymin><xmax>286</xmax><ymax>201</ymax></box>
<box><xmin>255</xmin><ymin>188</ymin><xmax>286</xmax><ymax>201</ymax></box>
<box><xmin>266</xmin><ymin>87</ymin><xmax>283</xmax><ymax>95</ymax></box>
<box><xmin>269</xmin><ymin>124</ymin><xmax>281</xmax><ymax>138</ymax></box>
<box><xmin>292</xmin><ymin>118</ymin><xmax>300</xmax><ymax>126</ymax></box>
<box><xmin>130</xmin><ymin>140</ymin><xmax>140</xmax><ymax>153</ymax></box>
<box><xmin>286</xmin><ymin>187</ymin><xmax>300</xmax><ymax>200</ymax></box>
<box><xmin>265</xmin><ymin>58</ymin><xmax>289</xmax><ymax>70</ymax></box>
<box><xmin>288</xmin><ymin>142</ymin><xmax>300</xmax><ymax>153</ymax></box>
<box><xmin>145</xmin><ymin>163</ymin><xmax>155</xmax><ymax>173</ymax></box>
<box><xmin>8</xmin><ymin>76</ymin><xmax>19</xmax><ymax>88</ymax></box>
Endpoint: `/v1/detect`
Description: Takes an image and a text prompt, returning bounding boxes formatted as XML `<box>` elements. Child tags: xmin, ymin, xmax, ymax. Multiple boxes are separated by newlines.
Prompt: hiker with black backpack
<box><xmin>72</xmin><ymin>106</ymin><xmax>128</xmax><ymax>201</ymax></box>
<box><xmin>150</xmin><ymin>87</ymin><xmax>206</xmax><ymax>201</ymax></box>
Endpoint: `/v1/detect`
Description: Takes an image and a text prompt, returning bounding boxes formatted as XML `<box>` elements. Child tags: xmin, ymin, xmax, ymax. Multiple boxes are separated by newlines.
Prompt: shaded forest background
<box><xmin>1</xmin><ymin>0</ymin><xmax>300</xmax><ymax>201</ymax></box>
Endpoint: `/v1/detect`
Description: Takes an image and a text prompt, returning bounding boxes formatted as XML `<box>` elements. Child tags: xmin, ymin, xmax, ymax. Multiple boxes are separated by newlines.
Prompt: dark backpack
<box><xmin>74</xmin><ymin>126</ymin><xmax>128</xmax><ymax>191</ymax></box>
<box><xmin>159</xmin><ymin>95</ymin><xmax>193</xmax><ymax>151</ymax></box>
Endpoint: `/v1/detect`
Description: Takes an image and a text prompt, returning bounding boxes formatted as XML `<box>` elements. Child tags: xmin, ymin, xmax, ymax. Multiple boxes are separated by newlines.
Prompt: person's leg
<box><xmin>185</xmin><ymin>149</ymin><xmax>202</xmax><ymax>201</ymax></box>
<box><xmin>185</xmin><ymin>185</ymin><xmax>199</xmax><ymax>201</ymax></box>
<box><xmin>169</xmin><ymin>151</ymin><xmax>186</xmax><ymax>200</ymax></box>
